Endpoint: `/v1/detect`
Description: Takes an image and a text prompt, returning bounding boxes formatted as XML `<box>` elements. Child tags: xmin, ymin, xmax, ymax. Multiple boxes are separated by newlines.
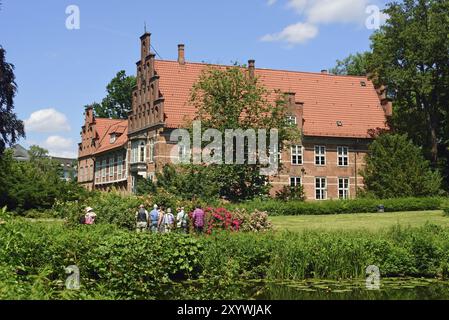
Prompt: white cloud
<box><xmin>25</xmin><ymin>108</ymin><xmax>71</xmax><ymax>133</ymax></box>
<box><xmin>43</xmin><ymin>135</ymin><xmax>77</xmax><ymax>158</ymax></box>
<box><xmin>306</xmin><ymin>0</ymin><xmax>369</xmax><ymax>24</ymax></box>
<box><xmin>263</xmin><ymin>0</ymin><xmax>383</xmax><ymax>45</ymax></box>
<box><xmin>267</xmin><ymin>0</ymin><xmax>277</xmax><ymax>6</ymax></box>
<box><xmin>261</xmin><ymin>22</ymin><xmax>318</xmax><ymax>44</ymax></box>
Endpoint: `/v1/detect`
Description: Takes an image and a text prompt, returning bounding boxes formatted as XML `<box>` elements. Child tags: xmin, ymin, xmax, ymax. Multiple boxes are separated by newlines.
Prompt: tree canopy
<box><xmin>360</xmin><ymin>133</ymin><xmax>442</xmax><ymax>198</ymax></box>
<box><xmin>0</xmin><ymin>47</ymin><xmax>25</xmax><ymax>155</ymax></box>
<box><xmin>188</xmin><ymin>65</ymin><xmax>300</xmax><ymax>201</ymax></box>
<box><xmin>368</xmin><ymin>0</ymin><xmax>449</xmax><ymax>173</ymax></box>
<box><xmin>92</xmin><ymin>70</ymin><xmax>136</xmax><ymax>119</ymax></box>
<box><xmin>330</xmin><ymin>52</ymin><xmax>370</xmax><ymax>76</ymax></box>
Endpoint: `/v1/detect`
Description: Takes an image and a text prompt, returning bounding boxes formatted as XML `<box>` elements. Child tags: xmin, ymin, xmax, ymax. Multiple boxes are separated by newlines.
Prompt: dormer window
<box><xmin>110</xmin><ymin>134</ymin><xmax>116</xmax><ymax>144</ymax></box>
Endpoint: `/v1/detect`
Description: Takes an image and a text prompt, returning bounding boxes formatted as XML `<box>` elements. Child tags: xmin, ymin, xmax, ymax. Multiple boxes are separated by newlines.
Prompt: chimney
<box><xmin>248</xmin><ymin>59</ymin><xmax>255</xmax><ymax>79</ymax></box>
<box><xmin>178</xmin><ymin>44</ymin><xmax>185</xmax><ymax>65</ymax></box>
<box><xmin>285</xmin><ymin>92</ymin><xmax>304</xmax><ymax>131</ymax></box>
<box><xmin>321</xmin><ymin>69</ymin><xmax>328</xmax><ymax>74</ymax></box>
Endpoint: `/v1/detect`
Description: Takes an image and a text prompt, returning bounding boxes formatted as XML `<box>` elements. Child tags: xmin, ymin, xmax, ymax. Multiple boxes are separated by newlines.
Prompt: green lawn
<box><xmin>270</xmin><ymin>210</ymin><xmax>449</xmax><ymax>232</ymax></box>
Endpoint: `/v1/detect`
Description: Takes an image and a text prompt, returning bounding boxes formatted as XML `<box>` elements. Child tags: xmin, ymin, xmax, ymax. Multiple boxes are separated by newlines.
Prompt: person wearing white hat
<box><xmin>84</xmin><ymin>207</ymin><xmax>97</xmax><ymax>225</ymax></box>
<box><xmin>161</xmin><ymin>208</ymin><xmax>175</xmax><ymax>233</ymax></box>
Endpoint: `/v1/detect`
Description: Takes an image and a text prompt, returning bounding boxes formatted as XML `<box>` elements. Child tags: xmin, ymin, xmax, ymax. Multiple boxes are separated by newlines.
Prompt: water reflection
<box><xmin>164</xmin><ymin>278</ymin><xmax>449</xmax><ymax>300</ymax></box>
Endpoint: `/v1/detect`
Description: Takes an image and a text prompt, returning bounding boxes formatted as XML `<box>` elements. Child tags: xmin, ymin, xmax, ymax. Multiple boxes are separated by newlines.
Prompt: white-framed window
<box><xmin>109</xmin><ymin>157</ymin><xmax>114</xmax><ymax>177</ymax></box>
<box><xmin>117</xmin><ymin>155</ymin><xmax>123</xmax><ymax>179</ymax></box>
<box><xmin>269</xmin><ymin>143</ymin><xmax>281</xmax><ymax>165</ymax></box>
<box><xmin>101</xmin><ymin>160</ymin><xmax>106</xmax><ymax>180</ymax></box>
<box><xmin>95</xmin><ymin>163</ymin><xmax>100</xmax><ymax>180</ymax></box>
<box><xmin>178</xmin><ymin>144</ymin><xmax>189</xmax><ymax>162</ymax></box>
<box><xmin>315</xmin><ymin>146</ymin><xmax>326</xmax><ymax>166</ymax></box>
<box><xmin>140</xmin><ymin>141</ymin><xmax>146</xmax><ymax>163</ymax></box>
<box><xmin>286</xmin><ymin>115</ymin><xmax>297</xmax><ymax>126</ymax></box>
<box><xmin>131</xmin><ymin>140</ymin><xmax>146</xmax><ymax>164</ymax></box>
<box><xmin>110</xmin><ymin>133</ymin><xmax>116</xmax><ymax>144</ymax></box>
<box><xmin>291</xmin><ymin>145</ymin><xmax>303</xmax><ymax>165</ymax></box>
<box><xmin>315</xmin><ymin>177</ymin><xmax>327</xmax><ymax>200</ymax></box>
<box><xmin>338</xmin><ymin>178</ymin><xmax>350</xmax><ymax>200</ymax></box>
<box><xmin>149</xmin><ymin>139</ymin><xmax>155</xmax><ymax>163</ymax></box>
<box><xmin>338</xmin><ymin>146</ymin><xmax>349</xmax><ymax>167</ymax></box>
<box><xmin>290</xmin><ymin>177</ymin><xmax>301</xmax><ymax>187</ymax></box>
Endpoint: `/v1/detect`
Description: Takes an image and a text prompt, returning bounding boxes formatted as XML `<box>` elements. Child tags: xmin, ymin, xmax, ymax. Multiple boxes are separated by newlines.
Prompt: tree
<box><xmin>368</xmin><ymin>0</ymin><xmax>449</xmax><ymax>170</ymax></box>
<box><xmin>93</xmin><ymin>71</ymin><xmax>136</xmax><ymax>119</ymax></box>
<box><xmin>0</xmin><ymin>147</ymin><xmax>86</xmax><ymax>213</ymax></box>
<box><xmin>189</xmin><ymin>65</ymin><xmax>300</xmax><ymax>201</ymax></box>
<box><xmin>330</xmin><ymin>52</ymin><xmax>370</xmax><ymax>76</ymax></box>
<box><xmin>0</xmin><ymin>46</ymin><xmax>25</xmax><ymax>155</ymax></box>
<box><xmin>360</xmin><ymin>133</ymin><xmax>441</xmax><ymax>199</ymax></box>
<box><xmin>137</xmin><ymin>164</ymin><xmax>220</xmax><ymax>202</ymax></box>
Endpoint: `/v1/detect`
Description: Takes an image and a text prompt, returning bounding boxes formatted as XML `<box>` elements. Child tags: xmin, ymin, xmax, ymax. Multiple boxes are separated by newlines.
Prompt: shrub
<box><xmin>233</xmin><ymin>209</ymin><xmax>273</xmax><ymax>232</ymax></box>
<box><xmin>228</xmin><ymin>197</ymin><xmax>443</xmax><ymax>216</ymax></box>
<box><xmin>361</xmin><ymin>133</ymin><xmax>442</xmax><ymax>198</ymax></box>
<box><xmin>275</xmin><ymin>185</ymin><xmax>306</xmax><ymax>201</ymax></box>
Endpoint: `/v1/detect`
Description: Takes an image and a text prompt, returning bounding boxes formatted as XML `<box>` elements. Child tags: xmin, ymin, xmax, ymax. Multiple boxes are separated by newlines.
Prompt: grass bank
<box><xmin>270</xmin><ymin>210</ymin><xmax>449</xmax><ymax>232</ymax></box>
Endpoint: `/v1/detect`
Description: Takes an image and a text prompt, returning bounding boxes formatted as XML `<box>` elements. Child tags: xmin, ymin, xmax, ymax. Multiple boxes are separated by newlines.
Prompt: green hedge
<box><xmin>228</xmin><ymin>197</ymin><xmax>444</xmax><ymax>216</ymax></box>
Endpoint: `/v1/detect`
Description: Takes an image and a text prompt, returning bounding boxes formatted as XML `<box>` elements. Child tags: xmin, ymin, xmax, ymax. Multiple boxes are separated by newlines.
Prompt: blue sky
<box><xmin>0</xmin><ymin>0</ymin><xmax>387</xmax><ymax>158</ymax></box>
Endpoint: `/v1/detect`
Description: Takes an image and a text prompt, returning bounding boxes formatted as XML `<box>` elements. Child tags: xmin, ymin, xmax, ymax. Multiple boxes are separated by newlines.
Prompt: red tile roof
<box><xmin>94</xmin><ymin>119</ymin><xmax>128</xmax><ymax>155</ymax></box>
<box><xmin>154</xmin><ymin>60</ymin><xmax>388</xmax><ymax>138</ymax></box>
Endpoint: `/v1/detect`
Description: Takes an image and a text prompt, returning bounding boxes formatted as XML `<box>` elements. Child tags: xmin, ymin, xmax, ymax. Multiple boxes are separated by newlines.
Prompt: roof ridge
<box><xmin>154</xmin><ymin>59</ymin><xmax>370</xmax><ymax>80</ymax></box>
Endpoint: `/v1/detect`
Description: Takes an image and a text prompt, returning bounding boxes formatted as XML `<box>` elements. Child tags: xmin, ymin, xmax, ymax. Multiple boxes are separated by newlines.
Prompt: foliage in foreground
<box><xmin>2</xmin><ymin>219</ymin><xmax>449</xmax><ymax>299</ymax></box>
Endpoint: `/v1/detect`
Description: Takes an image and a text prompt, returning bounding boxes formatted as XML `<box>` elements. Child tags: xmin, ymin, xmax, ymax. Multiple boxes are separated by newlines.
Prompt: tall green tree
<box><xmin>0</xmin><ymin>46</ymin><xmax>25</xmax><ymax>154</ymax></box>
<box><xmin>360</xmin><ymin>133</ymin><xmax>441</xmax><ymax>198</ymax></box>
<box><xmin>189</xmin><ymin>65</ymin><xmax>300</xmax><ymax>201</ymax></box>
<box><xmin>368</xmin><ymin>0</ymin><xmax>449</xmax><ymax>171</ymax></box>
<box><xmin>92</xmin><ymin>70</ymin><xmax>136</xmax><ymax>119</ymax></box>
<box><xmin>330</xmin><ymin>52</ymin><xmax>370</xmax><ymax>76</ymax></box>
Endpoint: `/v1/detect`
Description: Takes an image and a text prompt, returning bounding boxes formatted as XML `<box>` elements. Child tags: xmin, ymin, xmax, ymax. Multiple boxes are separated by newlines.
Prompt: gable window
<box><xmin>315</xmin><ymin>146</ymin><xmax>326</xmax><ymax>166</ymax></box>
<box><xmin>315</xmin><ymin>177</ymin><xmax>327</xmax><ymax>200</ymax></box>
<box><xmin>338</xmin><ymin>178</ymin><xmax>350</xmax><ymax>200</ymax></box>
<box><xmin>291</xmin><ymin>145</ymin><xmax>303</xmax><ymax>165</ymax></box>
<box><xmin>338</xmin><ymin>146</ymin><xmax>349</xmax><ymax>167</ymax></box>
<box><xmin>290</xmin><ymin>177</ymin><xmax>301</xmax><ymax>187</ymax></box>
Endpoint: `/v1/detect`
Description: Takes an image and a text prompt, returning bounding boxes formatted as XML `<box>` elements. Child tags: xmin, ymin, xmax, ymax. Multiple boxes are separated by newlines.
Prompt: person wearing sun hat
<box><xmin>84</xmin><ymin>207</ymin><xmax>97</xmax><ymax>225</ymax></box>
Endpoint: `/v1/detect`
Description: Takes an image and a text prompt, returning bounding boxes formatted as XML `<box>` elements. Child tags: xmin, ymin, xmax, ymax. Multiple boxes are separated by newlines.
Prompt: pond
<box><xmin>163</xmin><ymin>278</ymin><xmax>449</xmax><ymax>300</ymax></box>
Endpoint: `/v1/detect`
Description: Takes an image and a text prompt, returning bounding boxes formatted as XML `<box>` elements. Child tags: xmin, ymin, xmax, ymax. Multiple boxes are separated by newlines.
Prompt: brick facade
<box><xmin>78</xmin><ymin>32</ymin><xmax>390</xmax><ymax>200</ymax></box>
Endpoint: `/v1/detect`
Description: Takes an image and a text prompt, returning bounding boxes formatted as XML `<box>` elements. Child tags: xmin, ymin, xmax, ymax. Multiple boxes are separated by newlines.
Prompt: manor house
<box><xmin>78</xmin><ymin>32</ymin><xmax>391</xmax><ymax>200</ymax></box>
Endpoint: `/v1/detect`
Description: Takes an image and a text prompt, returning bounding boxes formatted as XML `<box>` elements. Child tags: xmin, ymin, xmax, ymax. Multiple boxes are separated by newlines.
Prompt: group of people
<box><xmin>135</xmin><ymin>204</ymin><xmax>205</xmax><ymax>234</ymax></box>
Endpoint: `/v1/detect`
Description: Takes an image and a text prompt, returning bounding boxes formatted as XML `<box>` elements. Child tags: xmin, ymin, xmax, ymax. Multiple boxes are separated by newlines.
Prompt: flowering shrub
<box><xmin>233</xmin><ymin>209</ymin><xmax>273</xmax><ymax>232</ymax></box>
<box><xmin>187</xmin><ymin>207</ymin><xmax>272</xmax><ymax>234</ymax></box>
<box><xmin>205</xmin><ymin>207</ymin><xmax>241</xmax><ymax>234</ymax></box>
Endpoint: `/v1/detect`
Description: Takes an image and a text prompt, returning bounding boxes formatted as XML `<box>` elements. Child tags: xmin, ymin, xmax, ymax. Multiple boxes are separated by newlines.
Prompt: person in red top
<box><xmin>192</xmin><ymin>205</ymin><xmax>205</xmax><ymax>234</ymax></box>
